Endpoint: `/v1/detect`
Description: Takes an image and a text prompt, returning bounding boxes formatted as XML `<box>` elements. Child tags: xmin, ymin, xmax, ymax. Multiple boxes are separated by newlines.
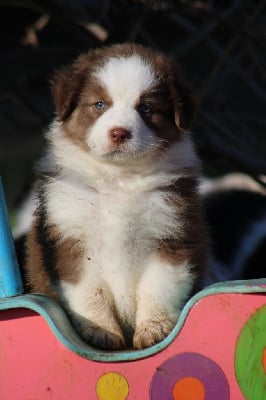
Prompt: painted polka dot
<box><xmin>235</xmin><ymin>304</ymin><xmax>266</xmax><ymax>399</ymax></box>
<box><xmin>96</xmin><ymin>372</ymin><xmax>129</xmax><ymax>400</ymax></box>
<box><xmin>150</xmin><ymin>352</ymin><xmax>229</xmax><ymax>400</ymax></box>
<box><xmin>173</xmin><ymin>376</ymin><xmax>205</xmax><ymax>400</ymax></box>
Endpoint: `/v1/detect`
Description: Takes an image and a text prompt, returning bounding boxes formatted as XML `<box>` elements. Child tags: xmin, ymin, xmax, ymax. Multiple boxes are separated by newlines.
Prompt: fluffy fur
<box><xmin>24</xmin><ymin>43</ymin><xmax>206</xmax><ymax>350</ymax></box>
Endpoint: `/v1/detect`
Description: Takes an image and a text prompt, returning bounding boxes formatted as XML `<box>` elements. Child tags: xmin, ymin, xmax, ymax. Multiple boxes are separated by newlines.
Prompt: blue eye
<box><xmin>138</xmin><ymin>103</ymin><xmax>152</xmax><ymax>116</ymax></box>
<box><xmin>94</xmin><ymin>101</ymin><xmax>106</xmax><ymax>111</ymax></box>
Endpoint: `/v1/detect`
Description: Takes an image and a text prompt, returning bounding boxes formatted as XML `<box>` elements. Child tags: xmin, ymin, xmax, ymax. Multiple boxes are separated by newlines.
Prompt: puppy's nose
<box><xmin>109</xmin><ymin>127</ymin><xmax>131</xmax><ymax>145</ymax></box>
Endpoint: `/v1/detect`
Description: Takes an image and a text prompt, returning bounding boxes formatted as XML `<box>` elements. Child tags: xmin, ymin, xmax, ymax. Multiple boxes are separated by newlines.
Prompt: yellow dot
<box><xmin>173</xmin><ymin>376</ymin><xmax>205</xmax><ymax>400</ymax></box>
<box><xmin>96</xmin><ymin>372</ymin><xmax>129</xmax><ymax>400</ymax></box>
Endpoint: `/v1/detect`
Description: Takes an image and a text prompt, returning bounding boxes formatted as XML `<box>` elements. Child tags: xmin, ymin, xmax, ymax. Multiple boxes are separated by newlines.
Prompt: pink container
<box><xmin>0</xmin><ymin>281</ymin><xmax>266</xmax><ymax>399</ymax></box>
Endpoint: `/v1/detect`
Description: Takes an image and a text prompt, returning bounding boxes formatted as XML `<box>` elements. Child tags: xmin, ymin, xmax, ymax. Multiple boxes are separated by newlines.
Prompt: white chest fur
<box><xmin>46</xmin><ymin>174</ymin><xmax>179</xmax><ymax>261</ymax></box>
<box><xmin>45</xmin><ymin>172</ymin><xmax>180</xmax><ymax>322</ymax></box>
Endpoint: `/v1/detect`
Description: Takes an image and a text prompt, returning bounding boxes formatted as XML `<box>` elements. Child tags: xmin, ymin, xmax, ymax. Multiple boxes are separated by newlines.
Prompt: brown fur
<box><xmin>157</xmin><ymin>175</ymin><xmax>206</xmax><ymax>291</ymax></box>
<box><xmin>26</xmin><ymin>210</ymin><xmax>84</xmax><ymax>293</ymax></box>
<box><xmin>62</xmin><ymin>84</ymin><xmax>114</xmax><ymax>152</ymax></box>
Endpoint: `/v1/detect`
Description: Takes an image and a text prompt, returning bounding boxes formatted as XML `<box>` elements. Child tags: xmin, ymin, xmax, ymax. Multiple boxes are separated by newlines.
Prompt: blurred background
<box><xmin>0</xmin><ymin>0</ymin><xmax>265</xmax><ymax>280</ymax></box>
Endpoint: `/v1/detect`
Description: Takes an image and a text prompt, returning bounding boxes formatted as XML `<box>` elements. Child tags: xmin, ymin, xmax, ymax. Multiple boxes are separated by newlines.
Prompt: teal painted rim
<box><xmin>0</xmin><ymin>279</ymin><xmax>266</xmax><ymax>362</ymax></box>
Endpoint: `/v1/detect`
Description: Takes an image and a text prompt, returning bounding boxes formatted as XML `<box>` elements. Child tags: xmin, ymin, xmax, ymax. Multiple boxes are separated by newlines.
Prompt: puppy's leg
<box><xmin>133</xmin><ymin>256</ymin><xmax>193</xmax><ymax>349</ymax></box>
<box><xmin>61</xmin><ymin>278</ymin><xmax>125</xmax><ymax>350</ymax></box>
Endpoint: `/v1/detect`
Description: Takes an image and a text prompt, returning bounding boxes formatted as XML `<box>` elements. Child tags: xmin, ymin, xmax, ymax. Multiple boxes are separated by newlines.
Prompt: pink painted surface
<box><xmin>0</xmin><ymin>292</ymin><xmax>266</xmax><ymax>399</ymax></box>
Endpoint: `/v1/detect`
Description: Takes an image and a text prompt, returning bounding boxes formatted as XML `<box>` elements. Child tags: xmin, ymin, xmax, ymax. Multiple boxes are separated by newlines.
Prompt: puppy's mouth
<box><xmin>102</xmin><ymin>144</ymin><xmax>162</xmax><ymax>164</ymax></box>
<box><xmin>90</xmin><ymin>132</ymin><xmax>166</xmax><ymax>163</ymax></box>
<box><xmin>103</xmin><ymin>147</ymin><xmax>136</xmax><ymax>162</ymax></box>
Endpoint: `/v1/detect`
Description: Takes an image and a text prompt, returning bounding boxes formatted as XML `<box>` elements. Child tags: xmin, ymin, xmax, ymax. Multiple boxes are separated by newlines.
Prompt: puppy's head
<box><xmin>51</xmin><ymin>44</ymin><xmax>197</xmax><ymax>164</ymax></box>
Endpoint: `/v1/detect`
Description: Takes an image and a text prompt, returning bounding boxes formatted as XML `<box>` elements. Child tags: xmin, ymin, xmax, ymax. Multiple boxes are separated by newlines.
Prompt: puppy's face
<box><xmin>52</xmin><ymin>44</ymin><xmax>196</xmax><ymax>164</ymax></box>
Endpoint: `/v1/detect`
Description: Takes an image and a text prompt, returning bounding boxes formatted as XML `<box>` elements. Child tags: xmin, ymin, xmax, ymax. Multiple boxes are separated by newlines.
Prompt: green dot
<box><xmin>235</xmin><ymin>305</ymin><xmax>266</xmax><ymax>399</ymax></box>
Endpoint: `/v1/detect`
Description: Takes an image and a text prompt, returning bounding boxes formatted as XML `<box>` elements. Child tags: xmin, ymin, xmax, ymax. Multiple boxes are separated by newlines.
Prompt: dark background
<box><xmin>0</xmin><ymin>0</ymin><xmax>265</xmax><ymax>210</ymax></box>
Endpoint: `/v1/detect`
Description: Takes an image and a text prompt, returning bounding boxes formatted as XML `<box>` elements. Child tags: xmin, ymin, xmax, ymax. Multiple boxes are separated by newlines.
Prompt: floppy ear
<box><xmin>168</xmin><ymin>62</ymin><xmax>198</xmax><ymax>132</ymax></box>
<box><xmin>51</xmin><ymin>55</ymin><xmax>88</xmax><ymax>121</ymax></box>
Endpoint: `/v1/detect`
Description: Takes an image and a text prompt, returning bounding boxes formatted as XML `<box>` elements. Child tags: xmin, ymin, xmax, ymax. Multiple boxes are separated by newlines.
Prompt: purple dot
<box><xmin>150</xmin><ymin>352</ymin><xmax>230</xmax><ymax>400</ymax></box>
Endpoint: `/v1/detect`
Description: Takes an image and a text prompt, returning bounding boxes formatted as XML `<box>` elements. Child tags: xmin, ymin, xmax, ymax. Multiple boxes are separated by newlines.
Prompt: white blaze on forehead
<box><xmin>95</xmin><ymin>55</ymin><xmax>156</xmax><ymax>103</ymax></box>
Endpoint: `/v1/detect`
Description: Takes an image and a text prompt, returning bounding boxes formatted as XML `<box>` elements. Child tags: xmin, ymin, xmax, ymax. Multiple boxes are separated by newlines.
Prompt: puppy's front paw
<box><xmin>72</xmin><ymin>316</ymin><xmax>126</xmax><ymax>350</ymax></box>
<box><xmin>133</xmin><ymin>318</ymin><xmax>175</xmax><ymax>350</ymax></box>
<box><xmin>88</xmin><ymin>328</ymin><xmax>126</xmax><ymax>351</ymax></box>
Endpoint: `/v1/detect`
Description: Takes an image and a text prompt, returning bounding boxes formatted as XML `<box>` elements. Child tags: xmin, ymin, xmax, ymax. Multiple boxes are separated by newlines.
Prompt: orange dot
<box><xmin>262</xmin><ymin>347</ymin><xmax>266</xmax><ymax>374</ymax></box>
<box><xmin>173</xmin><ymin>376</ymin><xmax>205</xmax><ymax>400</ymax></box>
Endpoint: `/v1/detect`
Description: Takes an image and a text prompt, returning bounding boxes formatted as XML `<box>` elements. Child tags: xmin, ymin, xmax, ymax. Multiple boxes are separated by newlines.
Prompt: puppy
<box><xmin>24</xmin><ymin>43</ymin><xmax>206</xmax><ymax>350</ymax></box>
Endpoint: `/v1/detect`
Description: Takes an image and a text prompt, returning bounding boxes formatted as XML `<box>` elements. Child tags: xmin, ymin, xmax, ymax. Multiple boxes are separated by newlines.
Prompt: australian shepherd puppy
<box><xmin>25</xmin><ymin>43</ymin><xmax>206</xmax><ymax>350</ymax></box>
